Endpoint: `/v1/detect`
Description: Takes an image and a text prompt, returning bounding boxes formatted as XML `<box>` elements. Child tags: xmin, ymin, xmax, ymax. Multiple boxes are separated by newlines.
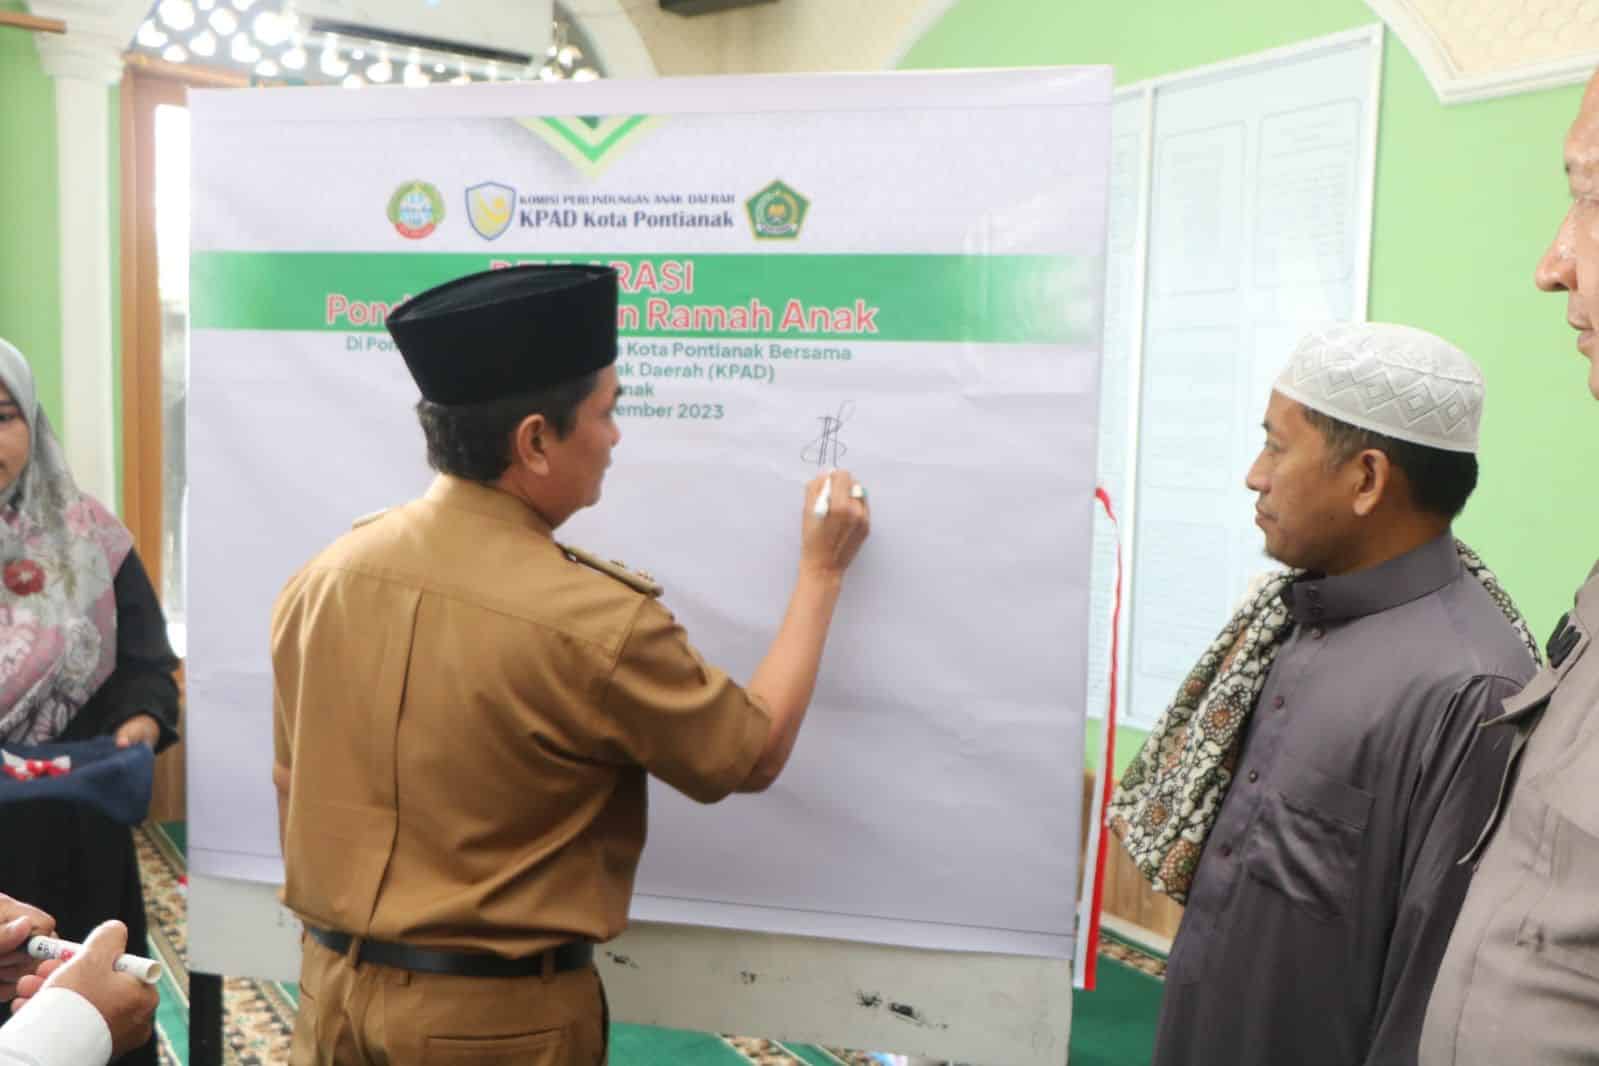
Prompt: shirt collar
<box><xmin>422</xmin><ymin>475</ymin><xmax>554</xmax><ymax>539</ymax></box>
<box><xmin>1283</xmin><ymin>532</ymin><xmax>1460</xmax><ymax>625</ymax></box>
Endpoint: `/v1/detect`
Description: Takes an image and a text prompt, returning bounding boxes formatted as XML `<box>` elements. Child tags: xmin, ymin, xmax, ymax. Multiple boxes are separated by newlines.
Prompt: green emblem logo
<box><xmin>746</xmin><ymin>180</ymin><xmax>809</xmax><ymax>240</ymax></box>
<box><xmin>387</xmin><ymin>180</ymin><xmax>445</xmax><ymax>240</ymax></box>
<box><xmin>517</xmin><ymin>116</ymin><xmax>660</xmax><ymax>178</ymax></box>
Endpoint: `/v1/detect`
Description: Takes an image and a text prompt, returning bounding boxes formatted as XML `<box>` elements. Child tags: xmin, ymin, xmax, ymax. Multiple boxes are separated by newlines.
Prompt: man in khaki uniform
<box><xmin>272</xmin><ymin>265</ymin><xmax>870</xmax><ymax>1065</ymax></box>
<box><xmin>1419</xmin><ymin>74</ymin><xmax>1599</xmax><ymax>1065</ymax></box>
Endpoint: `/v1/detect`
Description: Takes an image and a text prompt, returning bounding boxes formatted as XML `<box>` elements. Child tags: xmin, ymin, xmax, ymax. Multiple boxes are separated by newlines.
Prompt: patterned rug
<box><xmin>136</xmin><ymin>824</ymin><xmax>188</xmax><ymax>1066</ymax></box>
<box><xmin>135</xmin><ymin>823</ymin><xmax>1165</xmax><ymax>1065</ymax></box>
<box><xmin>1098</xmin><ymin>934</ymin><xmax>1168</xmax><ymax>981</ymax></box>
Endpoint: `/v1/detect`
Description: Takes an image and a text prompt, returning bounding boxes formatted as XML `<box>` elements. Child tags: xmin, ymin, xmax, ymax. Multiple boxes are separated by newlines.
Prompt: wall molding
<box><xmin>885</xmin><ymin>0</ymin><xmax>963</xmax><ymax>69</ymax></box>
<box><xmin>1366</xmin><ymin>0</ymin><xmax>1598</xmax><ymax>104</ymax></box>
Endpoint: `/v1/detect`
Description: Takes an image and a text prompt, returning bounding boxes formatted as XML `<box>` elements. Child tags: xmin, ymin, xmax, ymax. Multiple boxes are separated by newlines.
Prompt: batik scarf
<box><xmin>1107</xmin><ymin>540</ymin><xmax>1539</xmax><ymax>903</ymax></box>
<box><xmin>0</xmin><ymin>339</ymin><xmax>133</xmax><ymax>744</ymax></box>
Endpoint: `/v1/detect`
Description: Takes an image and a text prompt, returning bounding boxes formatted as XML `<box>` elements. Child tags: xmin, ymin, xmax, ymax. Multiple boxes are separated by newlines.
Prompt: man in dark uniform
<box><xmin>271</xmin><ymin>265</ymin><xmax>870</xmax><ymax>1065</ymax></box>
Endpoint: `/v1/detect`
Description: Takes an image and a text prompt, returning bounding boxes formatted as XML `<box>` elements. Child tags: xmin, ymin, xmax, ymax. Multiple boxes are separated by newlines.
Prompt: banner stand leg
<box><xmin>190</xmin><ymin>971</ymin><xmax>224</xmax><ymax>1066</ymax></box>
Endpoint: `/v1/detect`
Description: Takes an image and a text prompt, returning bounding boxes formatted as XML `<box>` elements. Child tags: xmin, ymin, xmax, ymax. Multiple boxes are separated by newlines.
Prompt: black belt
<box><xmin>305</xmin><ymin>925</ymin><xmax>593</xmax><ymax>978</ymax></box>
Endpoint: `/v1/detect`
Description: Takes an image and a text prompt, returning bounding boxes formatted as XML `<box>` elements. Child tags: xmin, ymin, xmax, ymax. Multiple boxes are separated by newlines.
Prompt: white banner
<box><xmin>187</xmin><ymin>69</ymin><xmax>1109</xmax><ymax>958</ymax></box>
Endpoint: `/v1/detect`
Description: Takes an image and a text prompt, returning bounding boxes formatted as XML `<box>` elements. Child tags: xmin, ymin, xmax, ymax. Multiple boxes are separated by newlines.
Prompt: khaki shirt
<box><xmin>271</xmin><ymin>476</ymin><xmax>771</xmax><ymax>955</ymax></box>
<box><xmin>1421</xmin><ymin>562</ymin><xmax>1599</xmax><ymax>1066</ymax></box>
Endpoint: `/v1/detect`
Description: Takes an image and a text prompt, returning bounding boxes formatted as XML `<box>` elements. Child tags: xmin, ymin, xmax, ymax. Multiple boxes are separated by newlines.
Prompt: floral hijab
<box><xmin>0</xmin><ymin>339</ymin><xmax>133</xmax><ymax>743</ymax></box>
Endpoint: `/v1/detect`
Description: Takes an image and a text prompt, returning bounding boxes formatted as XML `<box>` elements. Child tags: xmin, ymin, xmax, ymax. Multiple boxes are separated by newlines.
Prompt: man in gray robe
<box><xmin>1419</xmin><ymin>71</ymin><xmax>1599</xmax><ymax>1066</ymax></box>
<box><xmin>1149</xmin><ymin>323</ymin><xmax>1537</xmax><ymax>1066</ymax></box>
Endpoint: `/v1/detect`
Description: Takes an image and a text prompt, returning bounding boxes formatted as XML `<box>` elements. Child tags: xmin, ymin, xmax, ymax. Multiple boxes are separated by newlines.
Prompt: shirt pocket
<box><xmin>1244</xmin><ymin>757</ymin><xmax>1373</xmax><ymax>922</ymax></box>
<box><xmin>1517</xmin><ymin>798</ymin><xmax>1599</xmax><ymax>983</ymax></box>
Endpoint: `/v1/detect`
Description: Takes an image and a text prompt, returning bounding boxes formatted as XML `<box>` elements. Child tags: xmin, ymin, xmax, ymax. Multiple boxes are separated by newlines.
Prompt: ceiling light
<box><xmin>230</xmin><ymin>34</ymin><xmax>261</xmax><ymax>62</ymax></box>
<box><xmin>158</xmin><ymin>0</ymin><xmax>196</xmax><ymax>32</ymax></box>
<box><xmin>131</xmin><ymin>4</ymin><xmax>601</xmax><ymax>88</ymax></box>
<box><xmin>252</xmin><ymin>10</ymin><xmax>290</xmax><ymax>45</ymax></box>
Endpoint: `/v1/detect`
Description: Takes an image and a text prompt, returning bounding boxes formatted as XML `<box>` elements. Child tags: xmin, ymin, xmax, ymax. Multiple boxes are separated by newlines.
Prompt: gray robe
<box><xmin>1421</xmin><ymin>562</ymin><xmax>1599</xmax><ymax>1065</ymax></box>
<box><xmin>1153</xmin><ymin>534</ymin><xmax>1535</xmax><ymax>1066</ymax></box>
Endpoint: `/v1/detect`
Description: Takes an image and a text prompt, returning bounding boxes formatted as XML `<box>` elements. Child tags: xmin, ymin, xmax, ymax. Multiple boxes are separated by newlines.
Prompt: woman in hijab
<box><xmin>0</xmin><ymin>338</ymin><xmax>178</xmax><ymax>1066</ymax></box>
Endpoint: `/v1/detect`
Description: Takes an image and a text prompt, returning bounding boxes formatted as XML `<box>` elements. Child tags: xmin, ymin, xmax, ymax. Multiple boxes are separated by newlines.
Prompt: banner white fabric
<box><xmin>187</xmin><ymin>69</ymin><xmax>1109</xmax><ymax>958</ymax></box>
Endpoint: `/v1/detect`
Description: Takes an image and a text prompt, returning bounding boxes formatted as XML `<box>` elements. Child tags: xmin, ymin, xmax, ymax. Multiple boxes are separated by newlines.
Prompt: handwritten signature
<box><xmin>801</xmin><ymin>401</ymin><xmax>854</xmax><ymax>469</ymax></box>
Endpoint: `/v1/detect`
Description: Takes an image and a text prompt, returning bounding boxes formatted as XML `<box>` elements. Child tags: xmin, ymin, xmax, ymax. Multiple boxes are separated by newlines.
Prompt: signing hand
<box><xmin>800</xmin><ymin>469</ymin><xmax>871</xmax><ymax>579</ymax></box>
<box><xmin>114</xmin><ymin>715</ymin><xmax>161</xmax><ymax>749</ymax></box>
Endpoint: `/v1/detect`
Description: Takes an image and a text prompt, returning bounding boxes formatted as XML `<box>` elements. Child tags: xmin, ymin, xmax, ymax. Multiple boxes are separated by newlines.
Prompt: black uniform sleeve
<box><xmin>61</xmin><ymin>550</ymin><xmax>181</xmax><ymax>752</ymax></box>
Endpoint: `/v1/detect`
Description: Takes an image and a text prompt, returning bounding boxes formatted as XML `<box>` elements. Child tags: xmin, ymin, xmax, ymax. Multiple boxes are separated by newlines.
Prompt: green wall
<box><xmin>0</xmin><ymin>0</ymin><xmax>123</xmax><ymax>503</ymax></box>
<box><xmin>905</xmin><ymin>2</ymin><xmax>1595</xmax><ymax>771</ymax></box>
<box><xmin>0</xmin><ymin>0</ymin><xmax>65</xmax><ymax>423</ymax></box>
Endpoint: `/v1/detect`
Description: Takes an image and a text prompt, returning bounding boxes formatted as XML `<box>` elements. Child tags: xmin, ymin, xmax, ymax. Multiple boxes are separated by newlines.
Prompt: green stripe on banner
<box><xmin>191</xmin><ymin>252</ymin><xmax>1099</xmax><ymax>345</ymax></box>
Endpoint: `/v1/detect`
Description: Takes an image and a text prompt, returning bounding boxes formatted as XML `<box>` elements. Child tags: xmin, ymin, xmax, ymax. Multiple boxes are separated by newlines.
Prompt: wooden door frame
<box><xmin>121</xmin><ymin>57</ymin><xmax>246</xmax><ymax>576</ymax></box>
<box><xmin>119</xmin><ymin>56</ymin><xmax>246</xmax><ymax>824</ymax></box>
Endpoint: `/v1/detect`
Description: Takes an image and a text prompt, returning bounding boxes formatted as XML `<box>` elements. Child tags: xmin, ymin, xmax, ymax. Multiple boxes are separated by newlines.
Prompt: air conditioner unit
<box><xmin>660</xmin><ymin>0</ymin><xmax>779</xmax><ymax>15</ymax></box>
<box><xmin>294</xmin><ymin>0</ymin><xmax>553</xmax><ymax>62</ymax></box>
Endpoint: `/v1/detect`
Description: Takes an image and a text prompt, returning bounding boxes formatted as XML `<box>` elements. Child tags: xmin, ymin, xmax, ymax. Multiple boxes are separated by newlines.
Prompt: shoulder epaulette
<box><xmin>559</xmin><ymin>544</ymin><xmax>663</xmax><ymax>598</ymax></box>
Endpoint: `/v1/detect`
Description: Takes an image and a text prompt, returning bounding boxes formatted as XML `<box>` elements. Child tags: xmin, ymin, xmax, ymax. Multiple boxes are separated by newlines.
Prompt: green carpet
<box><xmin>145</xmin><ymin>823</ymin><xmax>1165</xmax><ymax>1064</ymax></box>
<box><xmin>610</xmin><ymin>1025</ymin><xmax>751</xmax><ymax>1063</ymax></box>
<box><xmin>1069</xmin><ymin>940</ymin><xmax>1162</xmax><ymax>1066</ymax></box>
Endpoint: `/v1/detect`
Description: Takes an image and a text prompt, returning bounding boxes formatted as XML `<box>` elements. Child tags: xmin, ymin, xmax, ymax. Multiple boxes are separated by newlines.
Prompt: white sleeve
<box><xmin>0</xmin><ymin>988</ymin><xmax>113</xmax><ymax>1066</ymax></box>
